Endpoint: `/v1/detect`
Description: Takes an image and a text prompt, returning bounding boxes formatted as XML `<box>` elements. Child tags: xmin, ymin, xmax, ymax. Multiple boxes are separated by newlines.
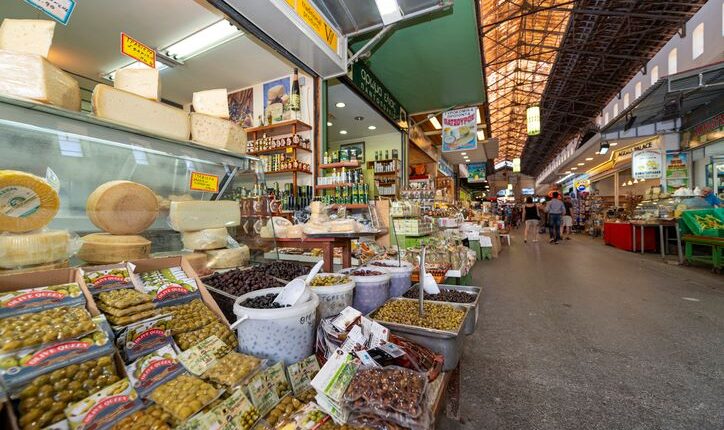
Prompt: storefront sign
<box><xmin>189</xmin><ymin>172</ymin><xmax>219</xmax><ymax>193</ymax></box>
<box><xmin>573</xmin><ymin>178</ymin><xmax>590</xmax><ymax>192</ymax></box>
<box><xmin>24</xmin><ymin>0</ymin><xmax>75</xmax><ymax>25</ymax></box>
<box><xmin>683</xmin><ymin>112</ymin><xmax>724</xmax><ymax>149</ymax></box>
<box><xmin>442</xmin><ymin>108</ymin><xmax>477</xmax><ymax>152</ymax></box>
<box><xmin>632</xmin><ymin>149</ymin><xmax>663</xmax><ymax>180</ymax></box>
<box><xmin>121</xmin><ymin>32</ymin><xmax>156</xmax><ymax>69</ymax></box>
<box><xmin>665</xmin><ymin>152</ymin><xmax>689</xmax><ymax>192</ymax></box>
<box><xmin>350</xmin><ymin>62</ymin><xmax>405</xmax><ymax>126</ymax></box>
<box><xmin>613</xmin><ymin>140</ymin><xmax>655</xmax><ymax>164</ymax></box>
<box><xmin>467</xmin><ymin>162</ymin><xmax>486</xmax><ymax>182</ymax></box>
<box><xmin>285</xmin><ymin>0</ymin><xmax>339</xmax><ymax>53</ymax></box>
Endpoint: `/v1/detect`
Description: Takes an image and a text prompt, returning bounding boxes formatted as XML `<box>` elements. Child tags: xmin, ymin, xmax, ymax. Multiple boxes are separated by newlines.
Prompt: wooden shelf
<box><xmin>367</xmin><ymin>159</ymin><xmax>399</xmax><ymax>166</ymax></box>
<box><xmin>249</xmin><ymin>144</ymin><xmax>311</xmax><ymax>155</ymax></box>
<box><xmin>315</xmin><ymin>183</ymin><xmax>356</xmax><ymax>190</ymax></box>
<box><xmin>319</xmin><ymin>161</ymin><xmax>361</xmax><ymax>169</ymax></box>
<box><xmin>245</xmin><ymin>120</ymin><xmax>312</xmax><ymax>136</ymax></box>
<box><xmin>264</xmin><ymin>169</ymin><xmax>312</xmax><ymax>175</ymax></box>
<box><xmin>331</xmin><ymin>204</ymin><xmax>368</xmax><ymax>210</ymax></box>
<box><xmin>374</xmin><ymin>171</ymin><xmax>399</xmax><ymax>176</ymax></box>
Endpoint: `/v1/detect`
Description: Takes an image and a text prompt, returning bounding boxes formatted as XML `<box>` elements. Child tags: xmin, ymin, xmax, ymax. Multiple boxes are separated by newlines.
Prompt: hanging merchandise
<box><xmin>526</xmin><ymin>105</ymin><xmax>540</xmax><ymax>136</ymax></box>
<box><xmin>442</xmin><ymin>107</ymin><xmax>477</xmax><ymax>152</ymax></box>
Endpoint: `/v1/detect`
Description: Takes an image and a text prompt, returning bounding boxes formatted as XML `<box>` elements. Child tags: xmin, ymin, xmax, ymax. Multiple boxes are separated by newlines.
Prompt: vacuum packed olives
<box><xmin>111</xmin><ymin>407</ymin><xmax>171</xmax><ymax>430</ymax></box>
<box><xmin>97</xmin><ymin>288</ymin><xmax>152</xmax><ymax>309</ymax></box>
<box><xmin>150</xmin><ymin>374</ymin><xmax>219</xmax><ymax>421</ymax></box>
<box><xmin>202</xmin><ymin>352</ymin><xmax>261</xmax><ymax>387</ymax></box>
<box><xmin>0</xmin><ymin>306</ymin><xmax>96</xmax><ymax>352</ymax></box>
<box><xmin>264</xmin><ymin>395</ymin><xmax>303</xmax><ymax>426</ymax></box>
<box><xmin>174</xmin><ymin>321</ymin><xmax>237</xmax><ymax>351</ymax></box>
<box><xmin>372</xmin><ymin>300</ymin><xmax>465</xmax><ymax>332</ymax></box>
<box><xmin>164</xmin><ymin>299</ymin><xmax>217</xmax><ymax>334</ymax></box>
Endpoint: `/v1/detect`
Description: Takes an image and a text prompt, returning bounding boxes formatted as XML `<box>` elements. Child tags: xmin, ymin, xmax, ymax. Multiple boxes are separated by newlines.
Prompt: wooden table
<box><xmin>269</xmin><ymin>237</ymin><xmax>352</xmax><ymax>272</ymax></box>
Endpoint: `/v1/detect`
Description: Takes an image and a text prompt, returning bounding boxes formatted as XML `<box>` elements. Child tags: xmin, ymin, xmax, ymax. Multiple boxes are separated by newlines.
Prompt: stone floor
<box><xmin>437</xmin><ymin>232</ymin><xmax>724</xmax><ymax>430</ymax></box>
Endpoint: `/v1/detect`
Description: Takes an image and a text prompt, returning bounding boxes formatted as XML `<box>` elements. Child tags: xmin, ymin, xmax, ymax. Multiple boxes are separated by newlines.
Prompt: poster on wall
<box><xmin>263</xmin><ymin>77</ymin><xmax>290</xmax><ymax>123</ymax></box>
<box><xmin>665</xmin><ymin>152</ymin><xmax>689</xmax><ymax>192</ymax></box>
<box><xmin>228</xmin><ymin>87</ymin><xmax>254</xmax><ymax>128</ymax></box>
<box><xmin>632</xmin><ymin>149</ymin><xmax>663</xmax><ymax>180</ymax></box>
<box><xmin>442</xmin><ymin>108</ymin><xmax>477</xmax><ymax>152</ymax></box>
<box><xmin>467</xmin><ymin>163</ymin><xmax>486</xmax><ymax>183</ymax></box>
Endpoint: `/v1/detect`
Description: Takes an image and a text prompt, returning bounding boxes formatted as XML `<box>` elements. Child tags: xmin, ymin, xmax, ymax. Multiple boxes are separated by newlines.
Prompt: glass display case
<box><xmin>632</xmin><ymin>197</ymin><xmax>677</xmax><ymax>221</ymax></box>
<box><xmin>0</xmin><ymin>96</ymin><xmax>272</xmax><ymax>260</ymax></box>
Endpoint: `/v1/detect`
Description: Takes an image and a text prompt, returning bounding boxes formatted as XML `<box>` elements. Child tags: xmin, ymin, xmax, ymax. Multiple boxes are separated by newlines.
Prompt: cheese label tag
<box><xmin>189</xmin><ymin>171</ymin><xmax>220</xmax><ymax>193</ymax></box>
<box><xmin>24</xmin><ymin>0</ymin><xmax>76</xmax><ymax>25</ymax></box>
<box><xmin>121</xmin><ymin>32</ymin><xmax>156</xmax><ymax>69</ymax></box>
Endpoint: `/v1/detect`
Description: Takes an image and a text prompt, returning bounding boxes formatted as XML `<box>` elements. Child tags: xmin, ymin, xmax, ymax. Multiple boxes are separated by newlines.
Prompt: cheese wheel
<box><xmin>205</xmin><ymin>246</ymin><xmax>249</xmax><ymax>269</ymax></box>
<box><xmin>181</xmin><ymin>228</ymin><xmax>229</xmax><ymax>250</ymax></box>
<box><xmin>86</xmin><ymin>181</ymin><xmax>159</xmax><ymax>234</ymax></box>
<box><xmin>0</xmin><ymin>259</ymin><xmax>68</xmax><ymax>275</ymax></box>
<box><xmin>0</xmin><ymin>170</ymin><xmax>60</xmax><ymax>233</ymax></box>
<box><xmin>0</xmin><ymin>229</ymin><xmax>70</xmax><ymax>268</ymax></box>
<box><xmin>78</xmin><ymin>233</ymin><xmax>151</xmax><ymax>264</ymax></box>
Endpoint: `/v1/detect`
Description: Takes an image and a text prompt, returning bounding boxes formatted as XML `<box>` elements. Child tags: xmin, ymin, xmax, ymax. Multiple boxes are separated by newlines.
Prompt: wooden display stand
<box><xmin>270</xmin><ymin>237</ymin><xmax>352</xmax><ymax>272</ymax></box>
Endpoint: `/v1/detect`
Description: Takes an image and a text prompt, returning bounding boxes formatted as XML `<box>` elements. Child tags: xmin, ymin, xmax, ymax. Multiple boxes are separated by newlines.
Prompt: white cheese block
<box><xmin>191</xmin><ymin>113</ymin><xmax>246</xmax><ymax>154</ymax></box>
<box><xmin>78</xmin><ymin>233</ymin><xmax>151</xmax><ymax>264</ymax></box>
<box><xmin>0</xmin><ymin>230</ymin><xmax>70</xmax><ymax>269</ymax></box>
<box><xmin>181</xmin><ymin>228</ymin><xmax>229</xmax><ymax>250</ymax></box>
<box><xmin>92</xmin><ymin>84</ymin><xmax>190</xmax><ymax>141</ymax></box>
<box><xmin>0</xmin><ymin>50</ymin><xmax>81</xmax><ymax>111</ymax></box>
<box><xmin>169</xmin><ymin>200</ymin><xmax>240</xmax><ymax>231</ymax></box>
<box><xmin>192</xmin><ymin>88</ymin><xmax>229</xmax><ymax>118</ymax></box>
<box><xmin>86</xmin><ymin>181</ymin><xmax>159</xmax><ymax>234</ymax></box>
<box><xmin>113</xmin><ymin>68</ymin><xmax>160</xmax><ymax>101</ymax></box>
<box><xmin>205</xmin><ymin>246</ymin><xmax>249</xmax><ymax>269</ymax></box>
<box><xmin>0</xmin><ymin>19</ymin><xmax>55</xmax><ymax>58</ymax></box>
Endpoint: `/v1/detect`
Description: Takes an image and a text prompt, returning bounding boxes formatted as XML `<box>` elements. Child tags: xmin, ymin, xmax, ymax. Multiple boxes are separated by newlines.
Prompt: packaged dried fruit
<box><xmin>0</xmin><ymin>305</ymin><xmax>97</xmax><ymax>353</ymax></box>
<box><xmin>149</xmin><ymin>374</ymin><xmax>221</xmax><ymax>422</ymax></box>
<box><xmin>343</xmin><ymin>367</ymin><xmax>426</xmax><ymax>417</ymax></box>
<box><xmin>0</xmin><ymin>283</ymin><xmax>84</xmax><ymax>318</ymax></box>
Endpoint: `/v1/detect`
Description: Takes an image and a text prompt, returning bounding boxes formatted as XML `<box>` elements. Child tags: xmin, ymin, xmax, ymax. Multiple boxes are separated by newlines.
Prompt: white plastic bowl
<box><xmin>298</xmin><ymin>273</ymin><xmax>355</xmax><ymax>319</ymax></box>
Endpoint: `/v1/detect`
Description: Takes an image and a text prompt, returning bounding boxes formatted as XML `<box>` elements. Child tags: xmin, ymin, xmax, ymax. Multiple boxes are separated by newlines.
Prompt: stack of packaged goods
<box><xmin>170</xmin><ymin>200</ymin><xmax>250</xmax><ymax>270</ymax></box>
<box><xmin>190</xmin><ymin>88</ymin><xmax>247</xmax><ymax>154</ymax></box>
<box><xmin>0</xmin><ymin>169</ymin><xmax>79</xmax><ymax>274</ymax></box>
<box><xmin>79</xmin><ymin>180</ymin><xmax>159</xmax><ymax>264</ymax></box>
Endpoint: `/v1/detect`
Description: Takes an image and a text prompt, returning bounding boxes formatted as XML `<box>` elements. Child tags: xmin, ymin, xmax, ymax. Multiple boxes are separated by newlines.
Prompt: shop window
<box><xmin>623</xmin><ymin>93</ymin><xmax>630</xmax><ymax>109</ymax></box>
<box><xmin>692</xmin><ymin>23</ymin><xmax>704</xmax><ymax>59</ymax></box>
<box><xmin>613</xmin><ymin>103</ymin><xmax>619</xmax><ymax>118</ymax></box>
<box><xmin>668</xmin><ymin>48</ymin><xmax>677</xmax><ymax>75</ymax></box>
<box><xmin>635</xmin><ymin>81</ymin><xmax>642</xmax><ymax>99</ymax></box>
<box><xmin>651</xmin><ymin>65</ymin><xmax>659</xmax><ymax>84</ymax></box>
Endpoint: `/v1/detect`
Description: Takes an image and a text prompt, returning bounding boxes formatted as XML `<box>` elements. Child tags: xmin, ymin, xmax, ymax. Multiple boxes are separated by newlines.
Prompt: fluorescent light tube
<box><xmin>164</xmin><ymin>20</ymin><xmax>242</xmax><ymax>61</ymax></box>
<box><xmin>429</xmin><ymin>116</ymin><xmax>441</xmax><ymax>130</ymax></box>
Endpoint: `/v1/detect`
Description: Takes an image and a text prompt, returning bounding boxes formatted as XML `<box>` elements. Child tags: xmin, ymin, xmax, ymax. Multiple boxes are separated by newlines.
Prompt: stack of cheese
<box><xmin>170</xmin><ymin>200</ymin><xmax>249</xmax><ymax>269</ymax></box>
<box><xmin>190</xmin><ymin>89</ymin><xmax>247</xmax><ymax>154</ymax></box>
<box><xmin>78</xmin><ymin>181</ymin><xmax>159</xmax><ymax>264</ymax></box>
<box><xmin>0</xmin><ymin>170</ymin><xmax>73</xmax><ymax>272</ymax></box>
<box><xmin>0</xmin><ymin>19</ymin><xmax>81</xmax><ymax>111</ymax></box>
<box><xmin>302</xmin><ymin>201</ymin><xmax>361</xmax><ymax>235</ymax></box>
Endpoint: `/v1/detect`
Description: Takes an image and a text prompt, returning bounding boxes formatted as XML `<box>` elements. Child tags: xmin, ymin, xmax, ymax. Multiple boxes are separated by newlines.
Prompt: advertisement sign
<box><xmin>120</xmin><ymin>33</ymin><xmax>156</xmax><ymax>69</ymax></box>
<box><xmin>632</xmin><ymin>149</ymin><xmax>663</xmax><ymax>180</ymax></box>
<box><xmin>467</xmin><ymin>163</ymin><xmax>486</xmax><ymax>183</ymax></box>
<box><xmin>665</xmin><ymin>152</ymin><xmax>689</xmax><ymax>191</ymax></box>
<box><xmin>350</xmin><ymin>62</ymin><xmax>405</xmax><ymax>126</ymax></box>
<box><xmin>573</xmin><ymin>178</ymin><xmax>590</xmax><ymax>192</ymax></box>
<box><xmin>442</xmin><ymin>108</ymin><xmax>477</xmax><ymax>152</ymax></box>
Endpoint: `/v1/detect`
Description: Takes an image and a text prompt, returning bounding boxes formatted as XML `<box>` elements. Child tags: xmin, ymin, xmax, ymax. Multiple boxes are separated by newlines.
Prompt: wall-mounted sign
<box><xmin>613</xmin><ymin>140</ymin><xmax>655</xmax><ymax>164</ymax></box>
<box><xmin>286</xmin><ymin>0</ymin><xmax>339</xmax><ymax>53</ymax></box>
<box><xmin>683</xmin><ymin>112</ymin><xmax>724</xmax><ymax>149</ymax></box>
<box><xmin>632</xmin><ymin>149</ymin><xmax>663</xmax><ymax>180</ymax></box>
<box><xmin>442</xmin><ymin>108</ymin><xmax>477</xmax><ymax>152</ymax></box>
<box><xmin>121</xmin><ymin>33</ymin><xmax>156</xmax><ymax>69</ymax></box>
<box><xmin>467</xmin><ymin>163</ymin><xmax>486</xmax><ymax>183</ymax></box>
<box><xmin>438</xmin><ymin>157</ymin><xmax>454</xmax><ymax>177</ymax></box>
<box><xmin>573</xmin><ymin>178</ymin><xmax>590</xmax><ymax>192</ymax></box>
<box><xmin>349</xmin><ymin>62</ymin><xmax>405</xmax><ymax>127</ymax></box>
<box><xmin>24</xmin><ymin>0</ymin><xmax>75</xmax><ymax>25</ymax></box>
<box><xmin>665</xmin><ymin>152</ymin><xmax>689</xmax><ymax>192</ymax></box>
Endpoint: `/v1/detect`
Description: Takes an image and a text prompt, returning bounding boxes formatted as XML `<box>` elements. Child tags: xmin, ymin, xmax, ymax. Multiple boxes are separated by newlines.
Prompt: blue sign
<box><xmin>467</xmin><ymin>163</ymin><xmax>486</xmax><ymax>183</ymax></box>
<box><xmin>24</xmin><ymin>0</ymin><xmax>76</xmax><ymax>25</ymax></box>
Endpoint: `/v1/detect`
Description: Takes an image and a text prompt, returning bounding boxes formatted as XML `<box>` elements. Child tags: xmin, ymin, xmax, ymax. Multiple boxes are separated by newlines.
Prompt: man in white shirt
<box><xmin>545</xmin><ymin>192</ymin><xmax>566</xmax><ymax>244</ymax></box>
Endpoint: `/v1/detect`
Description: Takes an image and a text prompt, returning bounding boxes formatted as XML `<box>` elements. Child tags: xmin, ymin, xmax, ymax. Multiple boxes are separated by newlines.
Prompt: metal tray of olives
<box><xmin>304</xmin><ymin>230</ymin><xmax>384</xmax><ymax>238</ymax></box>
<box><xmin>368</xmin><ymin>298</ymin><xmax>468</xmax><ymax>371</ymax></box>
<box><xmin>408</xmin><ymin>284</ymin><xmax>481</xmax><ymax>336</ymax></box>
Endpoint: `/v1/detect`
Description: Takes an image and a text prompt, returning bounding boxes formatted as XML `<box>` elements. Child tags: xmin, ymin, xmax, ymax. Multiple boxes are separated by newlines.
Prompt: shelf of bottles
<box><xmin>246</xmin><ymin>133</ymin><xmax>311</xmax><ymax>155</ymax></box>
<box><xmin>318</xmin><ymin>147</ymin><xmax>368</xmax><ymax>205</ymax></box>
<box><xmin>261</xmin><ymin>154</ymin><xmax>312</xmax><ymax>175</ymax></box>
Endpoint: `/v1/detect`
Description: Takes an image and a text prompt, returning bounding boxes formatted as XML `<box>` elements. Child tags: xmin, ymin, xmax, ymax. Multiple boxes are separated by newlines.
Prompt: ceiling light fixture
<box><xmin>609</xmin><ymin>142</ymin><xmax>618</xmax><ymax>146</ymax></box>
<box><xmin>476</xmin><ymin>109</ymin><xmax>482</xmax><ymax>124</ymax></box>
<box><xmin>354</xmin><ymin>116</ymin><xmax>364</xmax><ymax>121</ymax></box>
<box><xmin>335</xmin><ymin>102</ymin><xmax>346</xmax><ymax>108</ymax></box>
<box><xmin>327</xmin><ymin>121</ymin><xmax>333</xmax><ymax>127</ymax></box>
<box><xmin>105</xmin><ymin>61</ymin><xmax>168</xmax><ymax>81</ymax></box>
<box><xmin>368</xmin><ymin>125</ymin><xmax>377</xmax><ymax>130</ymax></box>
<box><xmin>627</xmin><ymin>179</ymin><xmax>633</xmax><ymax>185</ymax></box>
<box><xmin>339</xmin><ymin>130</ymin><xmax>348</xmax><ymax>135</ymax></box>
<box><xmin>477</xmin><ymin>130</ymin><xmax>485</xmax><ymax>141</ymax></box>
<box><xmin>429</xmin><ymin>116</ymin><xmax>441</xmax><ymax>130</ymax></box>
<box><xmin>585</xmin><ymin>157</ymin><xmax>593</xmax><ymax>161</ymax></box>
<box><xmin>599</xmin><ymin>141</ymin><xmax>610</xmax><ymax>155</ymax></box>
<box><xmin>571</xmin><ymin>167</ymin><xmax>578</xmax><ymax>170</ymax></box>
<box><xmin>577</xmin><ymin>163</ymin><xmax>584</xmax><ymax>166</ymax></box>
<box><xmin>461</xmin><ymin>153</ymin><xmax>467</xmax><ymax>156</ymax></box>
<box><xmin>164</xmin><ymin>20</ymin><xmax>242</xmax><ymax>61</ymax></box>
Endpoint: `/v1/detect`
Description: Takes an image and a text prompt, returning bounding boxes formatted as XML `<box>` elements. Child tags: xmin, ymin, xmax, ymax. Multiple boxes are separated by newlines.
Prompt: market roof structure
<box><xmin>479</xmin><ymin>0</ymin><xmax>708</xmax><ymax>175</ymax></box>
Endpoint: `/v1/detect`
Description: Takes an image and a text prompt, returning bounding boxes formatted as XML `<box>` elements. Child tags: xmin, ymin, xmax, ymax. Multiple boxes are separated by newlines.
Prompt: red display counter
<box><xmin>603</xmin><ymin>222</ymin><xmax>656</xmax><ymax>252</ymax></box>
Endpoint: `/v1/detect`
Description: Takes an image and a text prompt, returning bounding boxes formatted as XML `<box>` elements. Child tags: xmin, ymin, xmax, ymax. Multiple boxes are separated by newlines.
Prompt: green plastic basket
<box><xmin>681</xmin><ymin>208</ymin><xmax>724</xmax><ymax>237</ymax></box>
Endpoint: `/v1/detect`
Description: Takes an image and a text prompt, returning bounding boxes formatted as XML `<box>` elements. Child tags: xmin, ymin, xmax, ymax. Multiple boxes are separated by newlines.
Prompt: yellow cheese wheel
<box><xmin>78</xmin><ymin>233</ymin><xmax>151</xmax><ymax>264</ymax></box>
<box><xmin>0</xmin><ymin>170</ymin><xmax>59</xmax><ymax>233</ymax></box>
<box><xmin>0</xmin><ymin>259</ymin><xmax>69</xmax><ymax>275</ymax></box>
<box><xmin>86</xmin><ymin>181</ymin><xmax>159</xmax><ymax>234</ymax></box>
<box><xmin>0</xmin><ymin>229</ymin><xmax>70</xmax><ymax>268</ymax></box>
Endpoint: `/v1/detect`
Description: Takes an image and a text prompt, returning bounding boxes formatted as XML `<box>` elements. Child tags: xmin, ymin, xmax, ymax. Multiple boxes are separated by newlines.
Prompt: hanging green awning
<box><xmin>350</xmin><ymin>0</ymin><xmax>485</xmax><ymax>114</ymax></box>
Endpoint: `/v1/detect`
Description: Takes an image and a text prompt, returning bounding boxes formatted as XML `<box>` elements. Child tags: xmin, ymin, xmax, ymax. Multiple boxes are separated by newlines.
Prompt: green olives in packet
<box><xmin>0</xmin><ymin>282</ymin><xmax>84</xmax><ymax>318</ymax></box>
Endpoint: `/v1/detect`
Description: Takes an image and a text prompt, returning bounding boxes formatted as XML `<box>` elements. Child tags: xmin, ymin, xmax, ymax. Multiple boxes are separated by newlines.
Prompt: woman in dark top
<box><xmin>522</xmin><ymin>196</ymin><xmax>541</xmax><ymax>243</ymax></box>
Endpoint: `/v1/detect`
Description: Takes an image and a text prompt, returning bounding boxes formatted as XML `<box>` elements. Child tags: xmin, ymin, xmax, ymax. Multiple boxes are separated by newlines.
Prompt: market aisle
<box><xmin>438</xmin><ymin>233</ymin><xmax>724</xmax><ymax>430</ymax></box>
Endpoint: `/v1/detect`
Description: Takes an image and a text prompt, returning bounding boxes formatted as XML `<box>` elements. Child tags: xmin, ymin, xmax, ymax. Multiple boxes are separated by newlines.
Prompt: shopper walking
<box><xmin>522</xmin><ymin>197</ymin><xmax>540</xmax><ymax>243</ymax></box>
<box><xmin>545</xmin><ymin>192</ymin><xmax>566</xmax><ymax>244</ymax></box>
<box><xmin>562</xmin><ymin>195</ymin><xmax>574</xmax><ymax>240</ymax></box>
<box><xmin>539</xmin><ymin>196</ymin><xmax>550</xmax><ymax>235</ymax></box>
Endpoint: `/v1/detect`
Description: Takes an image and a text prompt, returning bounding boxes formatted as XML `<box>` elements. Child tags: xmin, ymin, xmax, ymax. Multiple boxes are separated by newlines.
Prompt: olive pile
<box><xmin>173</xmin><ymin>320</ymin><xmax>238</xmax><ymax>351</ymax></box>
<box><xmin>111</xmin><ymin>406</ymin><xmax>172</xmax><ymax>430</ymax></box>
<box><xmin>203</xmin><ymin>268</ymin><xmax>283</xmax><ymax>296</ymax></box>
<box><xmin>16</xmin><ymin>355</ymin><xmax>119</xmax><ymax>430</ymax></box>
<box><xmin>202</xmin><ymin>352</ymin><xmax>261</xmax><ymax>387</ymax></box>
<box><xmin>349</xmin><ymin>269</ymin><xmax>383</xmax><ymax>276</ymax></box>
<box><xmin>164</xmin><ymin>299</ymin><xmax>217</xmax><ymax>334</ymax></box>
<box><xmin>0</xmin><ymin>306</ymin><xmax>96</xmax><ymax>352</ymax></box>
<box><xmin>259</xmin><ymin>261</ymin><xmax>310</xmax><ymax>281</ymax></box>
<box><xmin>309</xmin><ymin>275</ymin><xmax>351</xmax><ymax>287</ymax></box>
<box><xmin>372</xmin><ymin>300</ymin><xmax>464</xmax><ymax>332</ymax></box>
<box><xmin>295</xmin><ymin>388</ymin><xmax>316</xmax><ymax>403</ymax></box>
<box><xmin>238</xmin><ymin>406</ymin><xmax>261</xmax><ymax>430</ymax></box>
<box><xmin>403</xmin><ymin>287</ymin><xmax>476</xmax><ymax>303</ymax></box>
<box><xmin>149</xmin><ymin>374</ymin><xmax>219</xmax><ymax>421</ymax></box>
<box><xmin>264</xmin><ymin>395</ymin><xmax>303</xmax><ymax>426</ymax></box>
<box><xmin>345</xmin><ymin>367</ymin><xmax>426</xmax><ymax>417</ymax></box>
<box><xmin>240</xmin><ymin>293</ymin><xmax>290</xmax><ymax>309</ymax></box>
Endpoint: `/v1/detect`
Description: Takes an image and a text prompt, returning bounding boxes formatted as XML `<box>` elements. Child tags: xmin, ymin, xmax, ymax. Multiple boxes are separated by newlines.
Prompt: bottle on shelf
<box><xmin>290</xmin><ymin>68</ymin><xmax>301</xmax><ymax>118</ymax></box>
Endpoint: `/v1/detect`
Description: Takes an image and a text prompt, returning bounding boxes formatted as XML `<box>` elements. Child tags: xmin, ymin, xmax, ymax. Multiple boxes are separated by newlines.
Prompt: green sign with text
<box><xmin>350</xmin><ymin>62</ymin><xmax>405</xmax><ymax>126</ymax></box>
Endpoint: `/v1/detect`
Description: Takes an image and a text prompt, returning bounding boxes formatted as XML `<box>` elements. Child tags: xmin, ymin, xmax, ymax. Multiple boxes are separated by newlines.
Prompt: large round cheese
<box><xmin>86</xmin><ymin>181</ymin><xmax>159</xmax><ymax>234</ymax></box>
<box><xmin>78</xmin><ymin>233</ymin><xmax>151</xmax><ymax>264</ymax></box>
<box><xmin>0</xmin><ymin>229</ymin><xmax>70</xmax><ymax>268</ymax></box>
<box><xmin>205</xmin><ymin>246</ymin><xmax>249</xmax><ymax>269</ymax></box>
<box><xmin>0</xmin><ymin>170</ymin><xmax>60</xmax><ymax>233</ymax></box>
<box><xmin>181</xmin><ymin>228</ymin><xmax>229</xmax><ymax>250</ymax></box>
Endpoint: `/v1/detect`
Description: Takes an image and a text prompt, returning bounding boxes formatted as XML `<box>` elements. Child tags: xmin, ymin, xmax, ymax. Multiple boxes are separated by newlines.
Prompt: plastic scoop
<box><xmin>274</xmin><ymin>260</ymin><xmax>324</xmax><ymax>307</ymax></box>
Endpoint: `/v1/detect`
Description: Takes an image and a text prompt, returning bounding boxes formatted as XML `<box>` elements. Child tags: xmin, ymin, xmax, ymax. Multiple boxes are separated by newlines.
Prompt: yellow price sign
<box><xmin>121</xmin><ymin>32</ymin><xmax>156</xmax><ymax>69</ymax></box>
<box><xmin>189</xmin><ymin>171</ymin><xmax>220</xmax><ymax>193</ymax></box>
<box><xmin>295</xmin><ymin>0</ymin><xmax>338</xmax><ymax>53</ymax></box>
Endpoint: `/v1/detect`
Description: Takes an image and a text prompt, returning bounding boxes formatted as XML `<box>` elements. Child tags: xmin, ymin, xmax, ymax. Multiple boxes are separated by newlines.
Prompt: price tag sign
<box><xmin>24</xmin><ymin>0</ymin><xmax>76</xmax><ymax>25</ymax></box>
<box><xmin>178</xmin><ymin>335</ymin><xmax>230</xmax><ymax>375</ymax></box>
<box><xmin>190</xmin><ymin>171</ymin><xmax>220</xmax><ymax>193</ymax></box>
<box><xmin>121</xmin><ymin>32</ymin><xmax>156</xmax><ymax>68</ymax></box>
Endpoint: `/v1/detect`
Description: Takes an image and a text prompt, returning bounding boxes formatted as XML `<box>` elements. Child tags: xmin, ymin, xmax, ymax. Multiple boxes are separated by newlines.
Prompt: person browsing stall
<box><xmin>545</xmin><ymin>192</ymin><xmax>566</xmax><ymax>244</ymax></box>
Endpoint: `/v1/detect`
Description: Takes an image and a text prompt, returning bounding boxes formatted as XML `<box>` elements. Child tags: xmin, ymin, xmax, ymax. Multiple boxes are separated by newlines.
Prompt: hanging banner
<box><xmin>665</xmin><ymin>152</ymin><xmax>689</xmax><ymax>192</ymax></box>
<box><xmin>24</xmin><ymin>0</ymin><xmax>76</xmax><ymax>25</ymax></box>
<box><xmin>442</xmin><ymin>108</ymin><xmax>477</xmax><ymax>152</ymax></box>
<box><xmin>467</xmin><ymin>163</ymin><xmax>486</xmax><ymax>183</ymax></box>
<box><xmin>632</xmin><ymin>149</ymin><xmax>663</xmax><ymax>180</ymax></box>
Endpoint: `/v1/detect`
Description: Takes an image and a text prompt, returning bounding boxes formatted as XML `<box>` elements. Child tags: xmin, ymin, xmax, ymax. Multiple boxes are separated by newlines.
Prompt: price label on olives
<box><xmin>178</xmin><ymin>335</ymin><xmax>231</xmax><ymax>375</ymax></box>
